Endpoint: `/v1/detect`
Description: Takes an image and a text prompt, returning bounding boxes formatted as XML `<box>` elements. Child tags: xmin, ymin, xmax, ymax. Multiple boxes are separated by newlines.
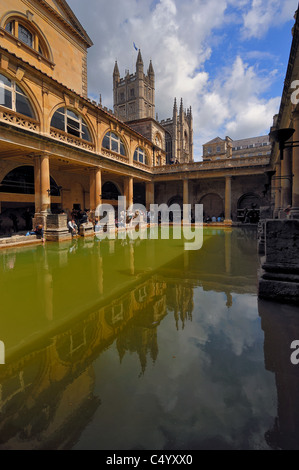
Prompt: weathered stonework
<box><xmin>259</xmin><ymin>220</ymin><xmax>299</xmax><ymax>304</ymax></box>
<box><xmin>45</xmin><ymin>214</ymin><xmax>72</xmax><ymax>242</ymax></box>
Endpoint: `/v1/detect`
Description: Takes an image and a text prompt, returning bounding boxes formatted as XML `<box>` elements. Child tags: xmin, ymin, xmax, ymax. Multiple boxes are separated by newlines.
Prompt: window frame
<box><xmin>102</xmin><ymin>131</ymin><xmax>126</xmax><ymax>157</ymax></box>
<box><xmin>0</xmin><ymin>73</ymin><xmax>35</xmax><ymax>118</ymax></box>
<box><xmin>134</xmin><ymin>147</ymin><xmax>148</xmax><ymax>165</ymax></box>
<box><xmin>50</xmin><ymin>107</ymin><xmax>92</xmax><ymax>142</ymax></box>
<box><xmin>4</xmin><ymin>19</ymin><xmax>48</xmax><ymax>59</ymax></box>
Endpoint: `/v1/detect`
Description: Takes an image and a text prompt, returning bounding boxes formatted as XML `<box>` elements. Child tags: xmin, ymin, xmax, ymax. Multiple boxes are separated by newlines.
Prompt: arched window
<box><xmin>4</xmin><ymin>19</ymin><xmax>48</xmax><ymax>58</ymax></box>
<box><xmin>102</xmin><ymin>132</ymin><xmax>126</xmax><ymax>156</ymax></box>
<box><xmin>51</xmin><ymin>108</ymin><xmax>92</xmax><ymax>142</ymax></box>
<box><xmin>0</xmin><ymin>73</ymin><xmax>34</xmax><ymax>118</ymax></box>
<box><xmin>134</xmin><ymin>147</ymin><xmax>148</xmax><ymax>165</ymax></box>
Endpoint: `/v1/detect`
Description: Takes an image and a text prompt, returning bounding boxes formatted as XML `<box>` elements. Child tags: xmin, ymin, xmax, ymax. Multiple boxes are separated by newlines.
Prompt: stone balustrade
<box><xmin>0</xmin><ymin>106</ymin><xmax>39</xmax><ymax>132</ymax></box>
<box><xmin>152</xmin><ymin>155</ymin><xmax>271</xmax><ymax>174</ymax></box>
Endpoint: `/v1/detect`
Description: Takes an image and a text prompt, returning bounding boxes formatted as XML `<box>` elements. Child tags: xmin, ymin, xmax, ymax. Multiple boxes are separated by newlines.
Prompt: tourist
<box><xmin>27</xmin><ymin>224</ymin><xmax>45</xmax><ymax>243</ymax></box>
<box><xmin>284</xmin><ymin>205</ymin><xmax>292</xmax><ymax>219</ymax></box>
<box><xmin>68</xmin><ymin>219</ymin><xmax>78</xmax><ymax>236</ymax></box>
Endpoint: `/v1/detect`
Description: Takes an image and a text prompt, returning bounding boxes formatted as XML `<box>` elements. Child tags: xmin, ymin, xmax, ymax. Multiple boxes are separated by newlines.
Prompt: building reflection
<box><xmin>259</xmin><ymin>299</ymin><xmax>299</xmax><ymax>450</ymax></box>
<box><xmin>0</xmin><ymin>227</ymin><xmax>259</xmax><ymax>449</ymax></box>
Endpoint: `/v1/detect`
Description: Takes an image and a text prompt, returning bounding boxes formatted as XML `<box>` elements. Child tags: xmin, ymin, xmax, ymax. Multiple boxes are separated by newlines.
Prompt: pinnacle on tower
<box><xmin>113</xmin><ymin>61</ymin><xmax>120</xmax><ymax>77</ymax></box>
<box><xmin>173</xmin><ymin>97</ymin><xmax>178</xmax><ymax>113</ymax></box>
<box><xmin>180</xmin><ymin>98</ymin><xmax>184</xmax><ymax>115</ymax></box>
<box><xmin>136</xmin><ymin>49</ymin><xmax>144</xmax><ymax>68</ymax></box>
<box><xmin>173</xmin><ymin>98</ymin><xmax>178</xmax><ymax>124</ymax></box>
<box><xmin>148</xmin><ymin>60</ymin><xmax>155</xmax><ymax>77</ymax></box>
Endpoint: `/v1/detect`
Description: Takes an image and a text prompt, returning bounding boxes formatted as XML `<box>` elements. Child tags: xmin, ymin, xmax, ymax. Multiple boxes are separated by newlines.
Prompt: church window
<box><xmin>134</xmin><ymin>147</ymin><xmax>148</xmax><ymax>165</ymax></box>
<box><xmin>0</xmin><ymin>73</ymin><xmax>34</xmax><ymax>118</ymax></box>
<box><xmin>102</xmin><ymin>131</ymin><xmax>126</xmax><ymax>156</ymax></box>
<box><xmin>51</xmin><ymin>107</ymin><xmax>91</xmax><ymax>142</ymax></box>
<box><xmin>130</xmin><ymin>89</ymin><xmax>135</xmax><ymax>97</ymax></box>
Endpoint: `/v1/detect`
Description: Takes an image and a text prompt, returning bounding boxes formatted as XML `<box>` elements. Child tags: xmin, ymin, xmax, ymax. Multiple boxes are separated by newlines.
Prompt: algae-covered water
<box><xmin>0</xmin><ymin>228</ymin><xmax>298</xmax><ymax>450</ymax></box>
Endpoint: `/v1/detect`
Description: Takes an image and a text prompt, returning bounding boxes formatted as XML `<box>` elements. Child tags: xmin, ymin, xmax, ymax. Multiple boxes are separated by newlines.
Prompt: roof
<box><xmin>36</xmin><ymin>0</ymin><xmax>93</xmax><ymax>47</ymax></box>
<box><xmin>203</xmin><ymin>137</ymin><xmax>224</xmax><ymax>146</ymax></box>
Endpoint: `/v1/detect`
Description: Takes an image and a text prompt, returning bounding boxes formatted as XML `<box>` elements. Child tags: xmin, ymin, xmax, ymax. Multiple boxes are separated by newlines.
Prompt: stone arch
<box><xmin>102</xmin><ymin>181</ymin><xmax>122</xmax><ymax>201</ymax></box>
<box><xmin>199</xmin><ymin>193</ymin><xmax>224</xmax><ymax>218</ymax></box>
<box><xmin>0</xmin><ymin>165</ymin><xmax>60</xmax><ymax>195</ymax></box>
<box><xmin>168</xmin><ymin>195</ymin><xmax>183</xmax><ymax>208</ymax></box>
<box><xmin>238</xmin><ymin>192</ymin><xmax>261</xmax><ymax>210</ymax></box>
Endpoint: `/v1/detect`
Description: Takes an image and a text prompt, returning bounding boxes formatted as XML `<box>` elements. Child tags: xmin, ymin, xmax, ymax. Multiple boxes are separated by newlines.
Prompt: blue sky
<box><xmin>68</xmin><ymin>0</ymin><xmax>298</xmax><ymax>160</ymax></box>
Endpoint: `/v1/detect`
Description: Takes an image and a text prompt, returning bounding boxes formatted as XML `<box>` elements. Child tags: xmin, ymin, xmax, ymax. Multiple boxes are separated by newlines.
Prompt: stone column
<box><xmin>124</xmin><ymin>176</ymin><xmax>134</xmax><ymax>209</ymax></box>
<box><xmin>280</xmin><ymin>146</ymin><xmax>293</xmax><ymax>217</ymax></box>
<box><xmin>34</xmin><ymin>156</ymin><xmax>41</xmax><ymax>214</ymax></box>
<box><xmin>291</xmin><ymin>111</ymin><xmax>299</xmax><ymax>219</ymax></box>
<box><xmin>183</xmin><ymin>179</ymin><xmax>189</xmax><ymax>222</ymax></box>
<box><xmin>224</xmin><ymin>176</ymin><xmax>232</xmax><ymax>223</ymax></box>
<box><xmin>40</xmin><ymin>155</ymin><xmax>51</xmax><ymax>214</ymax></box>
<box><xmin>33</xmin><ymin>155</ymin><xmax>51</xmax><ymax>230</ymax></box>
<box><xmin>95</xmin><ymin>168</ymin><xmax>102</xmax><ymax>209</ymax></box>
<box><xmin>146</xmin><ymin>182</ymin><xmax>155</xmax><ymax>210</ymax></box>
<box><xmin>89</xmin><ymin>168</ymin><xmax>102</xmax><ymax>212</ymax></box>
<box><xmin>274</xmin><ymin>161</ymin><xmax>281</xmax><ymax>218</ymax></box>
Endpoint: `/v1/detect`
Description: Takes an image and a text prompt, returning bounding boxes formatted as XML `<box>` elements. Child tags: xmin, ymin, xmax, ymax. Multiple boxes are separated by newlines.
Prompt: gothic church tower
<box><xmin>113</xmin><ymin>50</ymin><xmax>155</xmax><ymax>122</ymax></box>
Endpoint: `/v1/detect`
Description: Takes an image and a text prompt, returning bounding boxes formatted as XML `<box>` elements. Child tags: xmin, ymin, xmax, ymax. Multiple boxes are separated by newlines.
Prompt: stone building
<box><xmin>258</xmin><ymin>7</ymin><xmax>299</xmax><ymax>305</ymax></box>
<box><xmin>203</xmin><ymin>135</ymin><xmax>271</xmax><ymax>162</ymax></box>
<box><xmin>0</xmin><ymin>0</ymin><xmax>273</xmax><ymax>241</ymax></box>
<box><xmin>113</xmin><ymin>51</ymin><xmax>193</xmax><ymax>165</ymax></box>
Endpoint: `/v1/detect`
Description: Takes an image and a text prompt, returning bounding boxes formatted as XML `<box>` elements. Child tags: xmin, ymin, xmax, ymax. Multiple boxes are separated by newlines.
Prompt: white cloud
<box><xmin>241</xmin><ymin>0</ymin><xmax>298</xmax><ymax>39</ymax></box>
<box><xmin>68</xmin><ymin>0</ymin><xmax>295</xmax><ymax>160</ymax></box>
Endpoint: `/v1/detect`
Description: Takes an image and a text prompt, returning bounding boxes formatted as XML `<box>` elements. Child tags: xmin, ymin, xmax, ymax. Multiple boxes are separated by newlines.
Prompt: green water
<box><xmin>0</xmin><ymin>228</ymin><xmax>298</xmax><ymax>450</ymax></box>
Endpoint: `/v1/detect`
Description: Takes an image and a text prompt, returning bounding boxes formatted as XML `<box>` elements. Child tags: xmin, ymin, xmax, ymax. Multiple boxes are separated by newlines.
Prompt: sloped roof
<box><xmin>38</xmin><ymin>0</ymin><xmax>93</xmax><ymax>47</ymax></box>
<box><xmin>203</xmin><ymin>137</ymin><xmax>224</xmax><ymax>146</ymax></box>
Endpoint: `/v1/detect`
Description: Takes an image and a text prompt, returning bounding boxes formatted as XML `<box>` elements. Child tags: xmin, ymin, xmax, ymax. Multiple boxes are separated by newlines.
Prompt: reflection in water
<box><xmin>0</xmin><ymin>228</ymin><xmax>297</xmax><ymax>449</ymax></box>
<box><xmin>259</xmin><ymin>300</ymin><xmax>299</xmax><ymax>450</ymax></box>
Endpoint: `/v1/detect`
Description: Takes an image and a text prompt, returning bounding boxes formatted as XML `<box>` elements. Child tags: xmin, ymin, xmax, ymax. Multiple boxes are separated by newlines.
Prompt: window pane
<box><xmin>18</xmin><ymin>24</ymin><xmax>33</xmax><ymax>47</ymax></box>
<box><xmin>134</xmin><ymin>151</ymin><xmax>138</xmax><ymax>161</ymax></box>
<box><xmin>5</xmin><ymin>21</ymin><xmax>14</xmax><ymax>34</ymax></box>
<box><xmin>16</xmin><ymin>85</ymin><xmax>26</xmax><ymax>95</ymax></box>
<box><xmin>82</xmin><ymin>123</ymin><xmax>91</xmax><ymax>142</ymax></box>
<box><xmin>0</xmin><ymin>74</ymin><xmax>11</xmax><ymax>88</ymax></box>
<box><xmin>51</xmin><ymin>111</ymin><xmax>65</xmax><ymax>131</ymax></box>
<box><xmin>15</xmin><ymin>93</ymin><xmax>34</xmax><ymax>117</ymax></box>
<box><xmin>110</xmin><ymin>132</ymin><xmax>118</xmax><ymax>140</ymax></box>
<box><xmin>103</xmin><ymin>135</ymin><xmax>110</xmax><ymax>149</ymax></box>
<box><xmin>120</xmin><ymin>143</ymin><xmax>125</xmax><ymax>156</ymax></box>
<box><xmin>67</xmin><ymin>118</ymin><xmax>80</xmax><ymax>138</ymax></box>
<box><xmin>0</xmin><ymin>88</ymin><xmax>12</xmax><ymax>109</ymax></box>
<box><xmin>111</xmin><ymin>139</ymin><xmax>119</xmax><ymax>153</ymax></box>
<box><xmin>67</xmin><ymin>109</ymin><xmax>79</xmax><ymax>120</ymax></box>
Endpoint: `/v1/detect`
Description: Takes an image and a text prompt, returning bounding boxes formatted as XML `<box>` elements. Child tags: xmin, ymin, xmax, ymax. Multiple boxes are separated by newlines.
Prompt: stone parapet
<box><xmin>259</xmin><ymin>220</ymin><xmax>299</xmax><ymax>304</ymax></box>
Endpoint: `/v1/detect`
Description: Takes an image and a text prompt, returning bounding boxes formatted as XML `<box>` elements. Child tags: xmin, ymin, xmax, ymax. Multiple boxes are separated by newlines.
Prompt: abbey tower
<box><xmin>113</xmin><ymin>51</ymin><xmax>193</xmax><ymax>164</ymax></box>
